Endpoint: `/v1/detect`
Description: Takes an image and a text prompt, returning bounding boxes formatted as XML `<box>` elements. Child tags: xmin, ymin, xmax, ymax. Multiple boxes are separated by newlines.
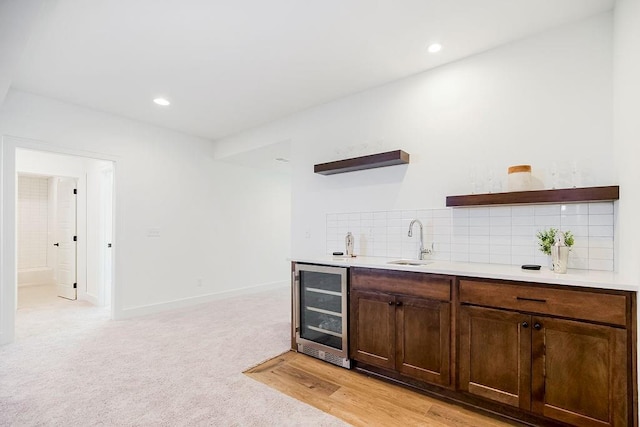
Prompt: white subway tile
<box><xmin>470</xmin><ymin>216</ymin><xmax>490</xmax><ymax>227</ymax></box>
<box><xmin>432</xmin><ymin>209</ymin><xmax>451</xmax><ymax>218</ymax></box>
<box><xmin>534</xmin><ymin>215</ymin><xmax>561</xmax><ymax>226</ymax></box>
<box><xmin>452</xmin><ymin>235</ymin><xmax>470</xmax><ymax>245</ymax></box>
<box><xmin>490</xmin><ymin>206</ymin><xmax>511</xmax><ymax>217</ymax></box>
<box><xmin>453</xmin><ymin>217</ymin><xmax>470</xmax><ymax>227</ymax></box>
<box><xmin>589</xmin><ymin>225</ymin><xmax>614</xmax><ymax>237</ymax></box>
<box><xmin>560</xmin><ymin>203</ymin><xmax>589</xmax><ymax>215</ymax></box>
<box><xmin>432</xmin><ymin>252</ymin><xmax>451</xmax><ymax>261</ymax></box>
<box><xmin>490</xmin><ymin>226</ymin><xmax>511</xmax><ymax>236</ymax></box>
<box><xmin>490</xmin><ymin>245</ymin><xmax>511</xmax><ymax>256</ymax></box>
<box><xmin>452</xmin><ymin>208</ymin><xmax>470</xmax><ymax>218</ymax></box>
<box><xmin>589</xmin><ymin>214</ymin><xmax>614</xmax><ymax>226</ymax></box>
<box><xmin>560</xmin><ymin>215</ymin><xmax>589</xmax><ymax>227</ymax></box>
<box><xmin>348</xmin><ymin>213</ymin><xmax>361</xmax><ymax>221</ymax></box>
<box><xmin>512</xmin><ymin>216</ymin><xmax>535</xmax><ymax>226</ymax></box>
<box><xmin>360</xmin><ymin>212</ymin><xmax>373</xmax><ymax>220</ymax></box>
<box><xmin>512</xmin><ymin>255</ymin><xmax>535</xmax><ymax>266</ymax></box>
<box><xmin>589</xmin><ymin>247</ymin><xmax>614</xmax><ymax>260</ymax></box>
<box><xmin>535</xmin><ymin>205</ymin><xmax>561</xmax><ymax>216</ymax></box>
<box><xmin>490</xmin><ymin>216</ymin><xmax>512</xmax><ymax>227</ymax></box>
<box><xmin>512</xmin><ymin>245</ymin><xmax>535</xmax><ymax>256</ymax></box>
<box><xmin>452</xmin><ymin>226</ymin><xmax>469</xmax><ymax>237</ymax></box>
<box><xmin>589</xmin><ymin>259</ymin><xmax>614</xmax><ymax>271</ymax></box>
<box><xmin>434</xmin><ymin>242</ymin><xmax>451</xmax><ymax>252</ymax></box>
<box><xmin>469</xmin><ymin>207</ymin><xmax>490</xmax><ymax>217</ymax></box>
<box><xmin>566</xmin><ymin>225</ymin><xmax>588</xmax><ymax>238</ymax></box>
<box><xmin>589</xmin><ymin>202</ymin><xmax>614</xmax><ymax>215</ymax></box>
<box><xmin>568</xmin><ymin>257</ymin><xmax>589</xmax><ymax>269</ymax></box>
<box><xmin>490</xmin><ymin>254</ymin><xmax>511</xmax><ymax>265</ymax></box>
<box><xmin>589</xmin><ymin>237</ymin><xmax>614</xmax><ymax>249</ymax></box>
<box><xmin>469</xmin><ymin>235</ymin><xmax>488</xmax><ymax>245</ymax></box>
<box><xmin>469</xmin><ymin>226</ymin><xmax>490</xmax><ymax>236</ymax></box>
<box><xmin>470</xmin><ymin>253</ymin><xmax>490</xmax><ymax>263</ymax></box>
<box><xmin>511</xmin><ymin>206</ymin><xmax>535</xmax><ymax>216</ymax></box>
<box><xmin>451</xmin><ymin>252</ymin><xmax>470</xmax><ymax>262</ymax></box>
<box><xmin>469</xmin><ymin>244</ymin><xmax>490</xmax><ymax>254</ymax></box>
<box><xmin>511</xmin><ymin>234</ymin><xmax>538</xmax><ymax>248</ymax></box>
<box><xmin>433</xmin><ymin>217</ymin><xmax>452</xmax><ymax>227</ymax></box>
<box><xmin>327</xmin><ymin>213</ymin><xmax>337</xmax><ymax>221</ymax></box>
<box><xmin>490</xmin><ymin>235</ymin><xmax>511</xmax><ymax>245</ymax></box>
<box><xmin>511</xmin><ymin>225</ymin><xmax>536</xmax><ymax>237</ymax></box>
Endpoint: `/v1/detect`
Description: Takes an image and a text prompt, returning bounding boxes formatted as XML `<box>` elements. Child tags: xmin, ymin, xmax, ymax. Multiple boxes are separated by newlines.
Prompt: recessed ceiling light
<box><xmin>427</xmin><ymin>43</ymin><xmax>442</xmax><ymax>53</ymax></box>
<box><xmin>153</xmin><ymin>97</ymin><xmax>171</xmax><ymax>106</ymax></box>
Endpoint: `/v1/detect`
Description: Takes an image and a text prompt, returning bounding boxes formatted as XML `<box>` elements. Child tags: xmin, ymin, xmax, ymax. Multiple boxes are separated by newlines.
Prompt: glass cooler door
<box><xmin>295</xmin><ymin>264</ymin><xmax>348</xmax><ymax>357</ymax></box>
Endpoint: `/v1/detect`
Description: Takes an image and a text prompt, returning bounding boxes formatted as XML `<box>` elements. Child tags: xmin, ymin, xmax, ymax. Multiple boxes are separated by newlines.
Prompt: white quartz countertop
<box><xmin>291</xmin><ymin>256</ymin><xmax>639</xmax><ymax>292</ymax></box>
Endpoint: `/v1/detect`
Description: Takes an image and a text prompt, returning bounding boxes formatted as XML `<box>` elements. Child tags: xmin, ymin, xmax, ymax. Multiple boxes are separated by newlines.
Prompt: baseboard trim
<box><xmin>115</xmin><ymin>280</ymin><xmax>288</xmax><ymax>320</ymax></box>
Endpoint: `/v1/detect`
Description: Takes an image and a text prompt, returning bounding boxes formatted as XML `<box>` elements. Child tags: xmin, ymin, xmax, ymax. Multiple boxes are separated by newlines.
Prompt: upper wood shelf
<box><xmin>314</xmin><ymin>150</ymin><xmax>410</xmax><ymax>175</ymax></box>
<box><xmin>446</xmin><ymin>185</ymin><xmax>619</xmax><ymax>207</ymax></box>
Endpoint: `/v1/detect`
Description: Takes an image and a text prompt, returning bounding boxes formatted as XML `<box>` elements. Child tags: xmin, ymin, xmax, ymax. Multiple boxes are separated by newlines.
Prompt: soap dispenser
<box><xmin>345</xmin><ymin>232</ymin><xmax>354</xmax><ymax>257</ymax></box>
<box><xmin>551</xmin><ymin>231</ymin><xmax>569</xmax><ymax>274</ymax></box>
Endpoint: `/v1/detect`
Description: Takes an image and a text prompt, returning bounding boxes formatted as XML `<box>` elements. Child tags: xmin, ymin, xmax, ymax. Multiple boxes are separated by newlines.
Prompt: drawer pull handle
<box><xmin>522</xmin><ymin>321</ymin><xmax>529</xmax><ymax>328</ymax></box>
<box><xmin>534</xmin><ymin>323</ymin><xmax>542</xmax><ymax>330</ymax></box>
<box><xmin>396</xmin><ymin>301</ymin><xmax>403</xmax><ymax>307</ymax></box>
<box><xmin>388</xmin><ymin>301</ymin><xmax>394</xmax><ymax>305</ymax></box>
<box><xmin>516</xmin><ymin>296</ymin><xmax>547</xmax><ymax>303</ymax></box>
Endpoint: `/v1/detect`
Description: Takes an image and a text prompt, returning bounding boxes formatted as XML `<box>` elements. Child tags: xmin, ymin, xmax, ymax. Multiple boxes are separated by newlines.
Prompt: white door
<box><xmin>55</xmin><ymin>178</ymin><xmax>78</xmax><ymax>300</ymax></box>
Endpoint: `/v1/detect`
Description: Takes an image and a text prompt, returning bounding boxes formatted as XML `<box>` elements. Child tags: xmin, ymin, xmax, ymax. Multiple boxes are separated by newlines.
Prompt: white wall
<box><xmin>214</xmin><ymin>13</ymin><xmax>615</xmax><ymax>260</ymax></box>
<box><xmin>613</xmin><ymin>0</ymin><xmax>640</xmax><ymax>283</ymax></box>
<box><xmin>0</xmin><ymin>89</ymin><xmax>291</xmax><ymax>343</ymax></box>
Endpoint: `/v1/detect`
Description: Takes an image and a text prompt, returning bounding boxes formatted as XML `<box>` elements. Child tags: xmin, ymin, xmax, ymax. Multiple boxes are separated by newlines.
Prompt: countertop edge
<box><xmin>290</xmin><ymin>256</ymin><xmax>639</xmax><ymax>293</ymax></box>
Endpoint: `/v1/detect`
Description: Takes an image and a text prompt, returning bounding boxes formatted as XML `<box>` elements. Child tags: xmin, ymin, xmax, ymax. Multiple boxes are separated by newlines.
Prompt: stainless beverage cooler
<box><xmin>293</xmin><ymin>263</ymin><xmax>350</xmax><ymax>368</ymax></box>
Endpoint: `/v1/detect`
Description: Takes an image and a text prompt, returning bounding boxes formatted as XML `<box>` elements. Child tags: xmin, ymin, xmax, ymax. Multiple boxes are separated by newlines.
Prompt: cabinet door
<box><xmin>350</xmin><ymin>290</ymin><xmax>395</xmax><ymax>370</ymax></box>
<box><xmin>459</xmin><ymin>305</ymin><xmax>531</xmax><ymax>410</ymax></box>
<box><xmin>396</xmin><ymin>296</ymin><xmax>450</xmax><ymax>386</ymax></box>
<box><xmin>531</xmin><ymin>316</ymin><xmax>628</xmax><ymax>427</ymax></box>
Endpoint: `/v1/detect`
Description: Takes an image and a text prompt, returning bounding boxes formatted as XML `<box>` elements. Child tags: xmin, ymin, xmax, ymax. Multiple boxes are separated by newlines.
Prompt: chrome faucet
<box><xmin>408</xmin><ymin>219</ymin><xmax>432</xmax><ymax>260</ymax></box>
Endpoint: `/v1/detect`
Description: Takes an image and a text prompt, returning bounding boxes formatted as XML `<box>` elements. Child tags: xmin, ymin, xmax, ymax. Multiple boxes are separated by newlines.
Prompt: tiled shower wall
<box><xmin>326</xmin><ymin>202</ymin><xmax>615</xmax><ymax>271</ymax></box>
<box><xmin>17</xmin><ymin>176</ymin><xmax>49</xmax><ymax>269</ymax></box>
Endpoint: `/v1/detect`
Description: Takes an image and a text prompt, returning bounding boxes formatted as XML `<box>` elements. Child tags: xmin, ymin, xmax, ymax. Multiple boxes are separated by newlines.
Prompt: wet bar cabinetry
<box><xmin>458</xmin><ymin>279</ymin><xmax>631</xmax><ymax>427</ymax></box>
<box><xmin>292</xmin><ymin>262</ymin><xmax>636</xmax><ymax>426</ymax></box>
<box><xmin>349</xmin><ymin>268</ymin><xmax>453</xmax><ymax>387</ymax></box>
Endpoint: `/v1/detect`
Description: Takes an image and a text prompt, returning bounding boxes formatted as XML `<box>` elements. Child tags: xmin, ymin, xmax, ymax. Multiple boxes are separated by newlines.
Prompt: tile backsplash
<box><xmin>326</xmin><ymin>202</ymin><xmax>615</xmax><ymax>271</ymax></box>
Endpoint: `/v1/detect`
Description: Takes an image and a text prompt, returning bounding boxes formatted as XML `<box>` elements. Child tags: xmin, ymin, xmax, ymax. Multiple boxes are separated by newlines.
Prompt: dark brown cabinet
<box><xmin>350</xmin><ymin>268</ymin><xmax>452</xmax><ymax>387</ymax></box>
<box><xmin>459</xmin><ymin>279</ymin><xmax>631</xmax><ymax>427</ymax></box>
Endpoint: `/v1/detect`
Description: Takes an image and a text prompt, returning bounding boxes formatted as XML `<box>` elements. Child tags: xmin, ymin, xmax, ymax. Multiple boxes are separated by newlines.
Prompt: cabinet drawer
<box><xmin>351</xmin><ymin>268</ymin><xmax>451</xmax><ymax>301</ymax></box>
<box><xmin>459</xmin><ymin>279</ymin><xmax>627</xmax><ymax>327</ymax></box>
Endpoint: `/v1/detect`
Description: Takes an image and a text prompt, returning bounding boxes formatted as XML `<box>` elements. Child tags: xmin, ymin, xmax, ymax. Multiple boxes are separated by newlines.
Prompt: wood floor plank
<box><xmin>244</xmin><ymin>351</ymin><xmax>515</xmax><ymax>426</ymax></box>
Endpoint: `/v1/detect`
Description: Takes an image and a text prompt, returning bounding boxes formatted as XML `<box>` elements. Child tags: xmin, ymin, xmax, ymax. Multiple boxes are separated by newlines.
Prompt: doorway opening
<box><xmin>15</xmin><ymin>149</ymin><xmax>114</xmax><ymax>318</ymax></box>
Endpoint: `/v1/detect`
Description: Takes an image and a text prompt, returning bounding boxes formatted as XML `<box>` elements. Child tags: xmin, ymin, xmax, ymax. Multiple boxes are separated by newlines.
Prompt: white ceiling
<box><xmin>11</xmin><ymin>0</ymin><xmax>614</xmax><ymax>141</ymax></box>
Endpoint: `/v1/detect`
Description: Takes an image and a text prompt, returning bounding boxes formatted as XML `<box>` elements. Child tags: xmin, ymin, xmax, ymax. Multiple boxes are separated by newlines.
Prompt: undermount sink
<box><xmin>387</xmin><ymin>259</ymin><xmax>432</xmax><ymax>266</ymax></box>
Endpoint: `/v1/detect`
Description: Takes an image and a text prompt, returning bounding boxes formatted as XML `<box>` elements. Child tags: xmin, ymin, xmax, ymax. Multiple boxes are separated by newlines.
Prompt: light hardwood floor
<box><xmin>244</xmin><ymin>351</ymin><xmax>518</xmax><ymax>427</ymax></box>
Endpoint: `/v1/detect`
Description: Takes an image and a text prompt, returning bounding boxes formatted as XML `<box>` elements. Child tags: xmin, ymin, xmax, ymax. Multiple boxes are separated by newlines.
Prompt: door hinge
<box><xmin>73</xmin><ymin>236</ymin><xmax>77</xmax><ymax>242</ymax></box>
<box><xmin>73</xmin><ymin>283</ymin><xmax>77</xmax><ymax>289</ymax></box>
<box><xmin>73</xmin><ymin>188</ymin><xmax>77</xmax><ymax>195</ymax></box>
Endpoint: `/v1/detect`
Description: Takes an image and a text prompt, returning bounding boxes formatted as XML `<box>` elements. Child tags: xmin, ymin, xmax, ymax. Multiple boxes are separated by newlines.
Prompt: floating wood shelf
<box><xmin>314</xmin><ymin>150</ymin><xmax>409</xmax><ymax>175</ymax></box>
<box><xmin>446</xmin><ymin>185</ymin><xmax>619</xmax><ymax>207</ymax></box>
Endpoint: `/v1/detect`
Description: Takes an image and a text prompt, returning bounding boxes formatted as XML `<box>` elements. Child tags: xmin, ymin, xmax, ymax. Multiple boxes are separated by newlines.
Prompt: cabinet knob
<box><xmin>521</xmin><ymin>321</ymin><xmax>529</xmax><ymax>328</ymax></box>
<box><xmin>534</xmin><ymin>323</ymin><xmax>542</xmax><ymax>330</ymax></box>
<box><xmin>396</xmin><ymin>301</ymin><xmax>403</xmax><ymax>307</ymax></box>
<box><xmin>388</xmin><ymin>301</ymin><xmax>394</xmax><ymax>305</ymax></box>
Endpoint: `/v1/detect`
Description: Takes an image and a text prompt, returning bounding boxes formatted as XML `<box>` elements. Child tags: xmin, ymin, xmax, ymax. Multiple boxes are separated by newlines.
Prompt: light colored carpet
<box><xmin>0</xmin><ymin>285</ymin><xmax>347</xmax><ymax>426</ymax></box>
